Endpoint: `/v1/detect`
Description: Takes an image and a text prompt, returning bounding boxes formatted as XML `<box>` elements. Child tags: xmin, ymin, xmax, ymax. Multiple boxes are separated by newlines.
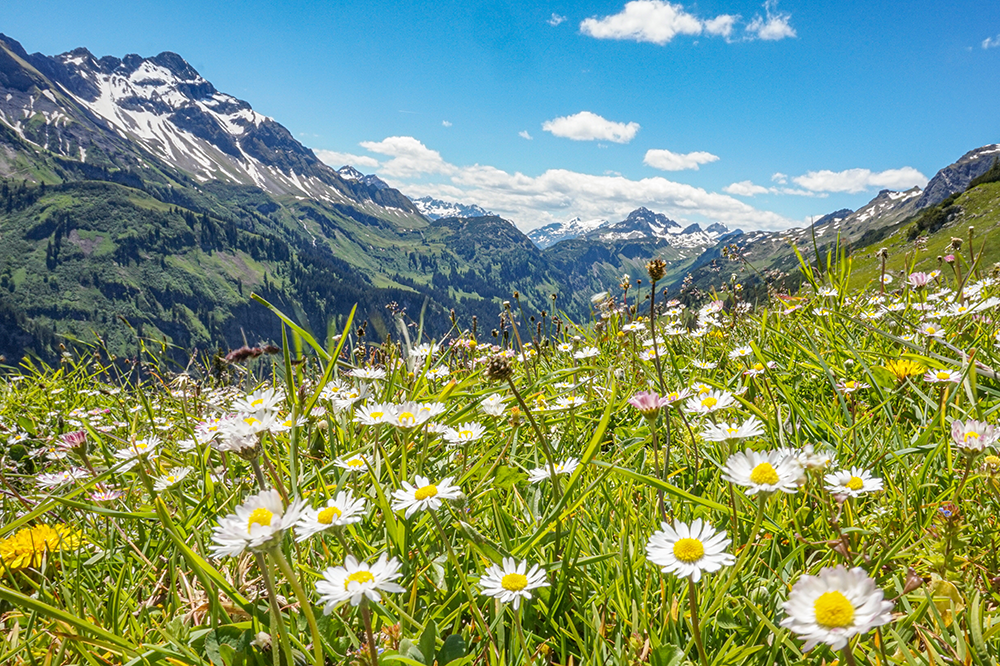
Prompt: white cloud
<box><xmin>984</xmin><ymin>34</ymin><xmax>1000</xmax><ymax>49</ymax></box>
<box><xmin>548</xmin><ymin>13</ymin><xmax>567</xmax><ymax>26</ymax></box>
<box><xmin>580</xmin><ymin>1</ymin><xmax>705</xmax><ymax>44</ymax></box>
<box><xmin>360</xmin><ymin>135</ymin><xmax>795</xmax><ymax>232</ymax></box>
<box><xmin>442</xmin><ymin>120</ymin><xmax>452</xmax><ymax>127</ymax></box>
<box><xmin>314</xmin><ymin>149</ymin><xmax>379</xmax><ymax>169</ymax></box>
<box><xmin>792</xmin><ymin>167</ymin><xmax>928</xmax><ymax>193</ymax></box>
<box><xmin>724</xmin><ymin>180</ymin><xmax>769</xmax><ymax>196</ymax></box>
<box><xmin>542</xmin><ymin>111</ymin><xmax>640</xmax><ymax>143</ymax></box>
<box><xmin>519</xmin><ymin>130</ymin><xmax>533</xmax><ymax>140</ymax></box>
<box><xmin>358</xmin><ymin>136</ymin><xmax>456</xmax><ymax>178</ymax></box>
<box><xmin>704</xmin><ymin>15</ymin><xmax>737</xmax><ymax>39</ymax></box>
<box><xmin>771</xmin><ymin>172</ymin><xmax>788</xmax><ymax>184</ymax></box>
<box><xmin>644</xmin><ymin>148</ymin><xmax>720</xmax><ymax>171</ymax></box>
<box><xmin>579</xmin><ymin>1</ymin><xmax>794</xmax><ymax>45</ymax></box>
<box><xmin>746</xmin><ymin>0</ymin><xmax>796</xmax><ymax>41</ymax></box>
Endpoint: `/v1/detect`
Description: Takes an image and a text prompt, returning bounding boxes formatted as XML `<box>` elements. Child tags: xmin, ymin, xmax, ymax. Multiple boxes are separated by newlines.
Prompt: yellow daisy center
<box><xmin>347</xmin><ymin>458</ymin><xmax>364</xmax><ymax>468</ymax></box>
<box><xmin>414</xmin><ymin>485</ymin><xmax>438</xmax><ymax>501</ymax></box>
<box><xmin>846</xmin><ymin>476</ymin><xmax>864</xmax><ymax>491</ymax></box>
<box><xmin>398</xmin><ymin>411</ymin><xmax>416</xmax><ymax>425</ymax></box>
<box><xmin>501</xmin><ymin>572</ymin><xmax>528</xmax><ymax>591</ymax></box>
<box><xmin>672</xmin><ymin>538</ymin><xmax>705</xmax><ymax>563</ymax></box>
<box><xmin>344</xmin><ymin>570</ymin><xmax>375</xmax><ymax>590</ymax></box>
<box><xmin>701</xmin><ymin>397</ymin><xmax>718</xmax><ymax>408</ymax></box>
<box><xmin>726</xmin><ymin>427</ymin><xmax>739</xmax><ymax>435</ymax></box>
<box><xmin>984</xmin><ymin>455</ymin><xmax>1000</xmax><ymax>468</ymax></box>
<box><xmin>166</xmin><ymin>475</ymin><xmax>177</xmax><ymax>483</ymax></box>
<box><xmin>317</xmin><ymin>507</ymin><xmax>343</xmax><ymax>524</ymax></box>
<box><xmin>459</xmin><ymin>429</ymin><xmax>473</xmax><ymax>439</ymax></box>
<box><xmin>251</xmin><ymin>398</ymin><xmax>264</xmax><ymax>407</ymax></box>
<box><xmin>247</xmin><ymin>508</ymin><xmax>273</xmax><ymax>532</ymax></box>
<box><xmin>370</xmin><ymin>411</ymin><xmax>384</xmax><ymax>419</ymax></box>
<box><xmin>750</xmin><ymin>462</ymin><xmax>779</xmax><ymax>486</ymax></box>
<box><xmin>844</xmin><ymin>381</ymin><xmax>856</xmax><ymax>389</ymax></box>
<box><xmin>936</xmin><ymin>372</ymin><xmax>950</xmax><ymax>380</ymax></box>
<box><xmin>244</xmin><ymin>417</ymin><xmax>260</xmax><ymax>426</ymax></box>
<box><xmin>813</xmin><ymin>591</ymin><xmax>855</xmax><ymax>628</ymax></box>
<box><xmin>753</xmin><ymin>362</ymin><xmax>764</xmax><ymax>371</ymax></box>
<box><xmin>964</xmin><ymin>431</ymin><xmax>980</xmax><ymax>442</ymax></box>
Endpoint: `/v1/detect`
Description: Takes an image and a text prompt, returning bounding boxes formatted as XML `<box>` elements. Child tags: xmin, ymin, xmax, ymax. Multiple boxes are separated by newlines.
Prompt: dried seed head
<box><xmin>876</xmin><ymin>247</ymin><xmax>889</xmax><ymax>259</ymax></box>
<box><xmin>483</xmin><ymin>354</ymin><xmax>514</xmax><ymax>382</ymax></box>
<box><xmin>646</xmin><ymin>258</ymin><xmax>667</xmax><ymax>283</ymax></box>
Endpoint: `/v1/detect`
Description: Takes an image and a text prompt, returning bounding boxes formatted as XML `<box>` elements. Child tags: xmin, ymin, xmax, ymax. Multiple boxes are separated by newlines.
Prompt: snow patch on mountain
<box><xmin>411</xmin><ymin>196</ymin><xmax>493</xmax><ymax>220</ymax></box>
<box><xmin>527</xmin><ymin>216</ymin><xmax>610</xmax><ymax>249</ymax></box>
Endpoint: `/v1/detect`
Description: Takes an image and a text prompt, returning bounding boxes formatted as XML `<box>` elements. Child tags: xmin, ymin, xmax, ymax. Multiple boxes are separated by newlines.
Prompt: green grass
<box><xmin>2</xmin><ymin>261</ymin><xmax>1000</xmax><ymax>666</ymax></box>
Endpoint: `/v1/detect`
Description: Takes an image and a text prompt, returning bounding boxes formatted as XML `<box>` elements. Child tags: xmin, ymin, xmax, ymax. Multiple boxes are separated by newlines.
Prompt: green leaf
<box><xmin>438</xmin><ymin>634</ymin><xmax>467</xmax><ymax>665</ymax></box>
<box><xmin>418</xmin><ymin>620</ymin><xmax>437</xmax><ymax>665</ymax></box>
<box><xmin>649</xmin><ymin>644</ymin><xmax>683</xmax><ymax>666</ymax></box>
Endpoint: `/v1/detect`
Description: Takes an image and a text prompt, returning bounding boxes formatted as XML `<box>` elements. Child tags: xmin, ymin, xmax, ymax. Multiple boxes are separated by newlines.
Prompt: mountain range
<box><xmin>1</xmin><ymin>33</ymin><xmax>998</xmax><ymax>362</ymax></box>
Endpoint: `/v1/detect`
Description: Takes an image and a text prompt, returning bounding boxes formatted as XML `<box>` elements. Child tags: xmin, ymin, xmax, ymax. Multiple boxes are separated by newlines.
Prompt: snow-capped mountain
<box><xmin>528</xmin><ymin>207</ymin><xmax>730</xmax><ymax>250</ymax></box>
<box><xmin>0</xmin><ymin>34</ymin><xmax>420</xmax><ymax>215</ymax></box>
<box><xmin>411</xmin><ymin>196</ymin><xmax>493</xmax><ymax>220</ymax></box>
<box><xmin>582</xmin><ymin>207</ymin><xmax>728</xmax><ymax>248</ymax></box>
<box><xmin>527</xmin><ymin>216</ymin><xmax>610</xmax><ymax>249</ymax></box>
<box><xmin>337</xmin><ymin>165</ymin><xmax>391</xmax><ymax>191</ymax></box>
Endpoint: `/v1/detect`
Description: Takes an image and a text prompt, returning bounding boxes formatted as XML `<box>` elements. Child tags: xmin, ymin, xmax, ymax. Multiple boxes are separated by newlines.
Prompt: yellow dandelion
<box><xmin>0</xmin><ymin>524</ymin><xmax>83</xmax><ymax>571</ymax></box>
<box><xmin>884</xmin><ymin>359</ymin><xmax>925</xmax><ymax>382</ymax></box>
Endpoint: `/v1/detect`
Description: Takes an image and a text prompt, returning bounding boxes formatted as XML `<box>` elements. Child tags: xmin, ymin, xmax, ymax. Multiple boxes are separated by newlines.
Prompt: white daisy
<box><xmin>723</xmin><ymin>449</ymin><xmax>801</xmax><ymax>495</ymax></box>
<box><xmin>391</xmin><ymin>476</ymin><xmax>462</xmax><ymax>518</ymax></box>
<box><xmin>443</xmin><ymin>422</ymin><xmax>487</xmax><ymax>446</ymax></box>
<box><xmin>347</xmin><ymin>368</ymin><xmax>386</xmax><ymax>381</ymax></box>
<box><xmin>479</xmin><ymin>558</ymin><xmax>549</xmax><ymax>610</ymax></box>
<box><xmin>210</xmin><ymin>489</ymin><xmax>305</xmax><ymax>557</ymax></box>
<box><xmin>950</xmin><ymin>419</ymin><xmax>997</xmax><ymax>453</ymax></box>
<box><xmin>527</xmin><ymin>458</ymin><xmax>579</xmax><ymax>484</ymax></box>
<box><xmin>684</xmin><ymin>389</ymin><xmax>736</xmax><ymax>416</ymax></box>
<box><xmin>824</xmin><ymin>467</ymin><xmax>883</xmax><ymax>497</ymax></box>
<box><xmin>153</xmin><ymin>467</ymin><xmax>192</xmax><ymax>491</ymax></box>
<box><xmin>391</xmin><ymin>402</ymin><xmax>435</xmax><ymax>429</ymax></box>
<box><xmin>780</xmin><ymin>565</ymin><xmax>893</xmax><ymax>651</ymax></box>
<box><xmin>728</xmin><ymin>345</ymin><xmax>753</xmax><ymax>359</ymax></box>
<box><xmin>232</xmin><ymin>387</ymin><xmax>284</xmax><ymax>414</ymax></box>
<box><xmin>701</xmin><ymin>417</ymin><xmax>765</xmax><ymax>443</ymax></box>
<box><xmin>555</xmin><ymin>395</ymin><xmax>587</xmax><ymax>409</ymax></box>
<box><xmin>295</xmin><ymin>491</ymin><xmax>367</xmax><ymax>541</ymax></box>
<box><xmin>480</xmin><ymin>394</ymin><xmax>509</xmax><ymax>417</ymax></box>
<box><xmin>353</xmin><ymin>402</ymin><xmax>394</xmax><ymax>426</ymax></box>
<box><xmin>114</xmin><ymin>436</ymin><xmax>161</xmax><ymax>471</ymax></box>
<box><xmin>334</xmin><ymin>454</ymin><xmax>369</xmax><ymax>472</ymax></box>
<box><xmin>573</xmin><ymin>346</ymin><xmax>600</xmax><ymax>360</ymax></box>
<box><xmin>645</xmin><ymin>519</ymin><xmax>735</xmax><ymax>582</ymax></box>
<box><xmin>315</xmin><ymin>554</ymin><xmax>404</xmax><ymax>612</ymax></box>
<box><xmin>924</xmin><ymin>369</ymin><xmax>962</xmax><ymax>384</ymax></box>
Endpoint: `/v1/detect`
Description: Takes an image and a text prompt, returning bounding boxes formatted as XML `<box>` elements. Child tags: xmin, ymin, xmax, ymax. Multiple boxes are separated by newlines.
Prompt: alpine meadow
<box><xmin>4</xmin><ymin>3</ymin><xmax>1000</xmax><ymax>666</ymax></box>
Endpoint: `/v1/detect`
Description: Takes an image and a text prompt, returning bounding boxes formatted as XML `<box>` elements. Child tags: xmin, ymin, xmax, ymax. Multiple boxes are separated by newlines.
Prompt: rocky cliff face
<box><xmin>915</xmin><ymin>145</ymin><xmax>1000</xmax><ymax>210</ymax></box>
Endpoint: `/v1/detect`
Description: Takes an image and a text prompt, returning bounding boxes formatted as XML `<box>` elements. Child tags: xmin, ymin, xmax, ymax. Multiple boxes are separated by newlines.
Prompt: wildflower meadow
<box><xmin>3</xmin><ymin>254</ymin><xmax>1000</xmax><ymax>666</ymax></box>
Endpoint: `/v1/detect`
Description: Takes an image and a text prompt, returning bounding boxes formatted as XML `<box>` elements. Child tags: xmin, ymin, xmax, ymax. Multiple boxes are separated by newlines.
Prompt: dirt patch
<box><xmin>68</xmin><ymin>229</ymin><xmax>102</xmax><ymax>255</ymax></box>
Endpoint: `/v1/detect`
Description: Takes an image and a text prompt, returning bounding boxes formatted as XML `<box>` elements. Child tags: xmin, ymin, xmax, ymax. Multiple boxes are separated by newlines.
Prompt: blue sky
<box><xmin>5</xmin><ymin>1</ymin><xmax>1000</xmax><ymax>230</ymax></box>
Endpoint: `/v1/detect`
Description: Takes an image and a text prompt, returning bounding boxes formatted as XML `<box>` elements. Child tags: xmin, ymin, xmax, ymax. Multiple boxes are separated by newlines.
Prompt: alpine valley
<box><xmin>1</xmin><ymin>34</ymin><xmax>999</xmax><ymax>362</ymax></box>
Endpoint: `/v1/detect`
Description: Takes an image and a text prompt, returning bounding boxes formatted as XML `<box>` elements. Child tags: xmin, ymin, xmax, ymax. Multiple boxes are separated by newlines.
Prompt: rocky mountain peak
<box><xmin>916</xmin><ymin>144</ymin><xmax>999</xmax><ymax>210</ymax></box>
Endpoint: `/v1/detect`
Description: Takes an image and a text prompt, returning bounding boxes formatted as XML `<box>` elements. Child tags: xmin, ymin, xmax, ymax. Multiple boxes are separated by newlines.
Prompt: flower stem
<box><xmin>513</xmin><ymin>605</ymin><xmax>530</xmax><ymax>663</ymax></box>
<box><xmin>842</xmin><ymin>644</ymin><xmax>858</xmax><ymax>666</ymax></box>
<box><xmin>688</xmin><ymin>581</ymin><xmax>708</xmax><ymax>666</ymax></box>
<box><xmin>271</xmin><ymin>548</ymin><xmax>326</xmax><ymax>666</ymax></box>
<box><xmin>256</xmin><ymin>552</ymin><xmax>295</xmax><ymax>666</ymax></box>
<box><xmin>361</xmin><ymin>598</ymin><xmax>380</xmax><ymax>666</ymax></box>
<box><xmin>649</xmin><ymin>280</ymin><xmax>667</xmax><ymax>393</ymax></box>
